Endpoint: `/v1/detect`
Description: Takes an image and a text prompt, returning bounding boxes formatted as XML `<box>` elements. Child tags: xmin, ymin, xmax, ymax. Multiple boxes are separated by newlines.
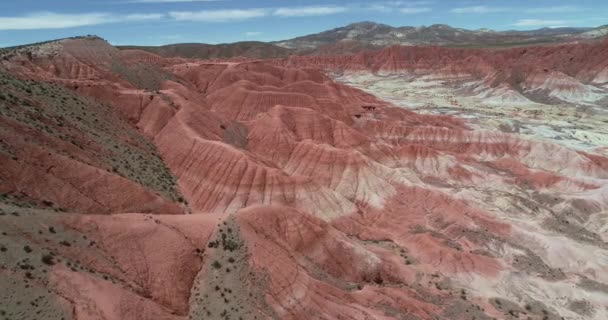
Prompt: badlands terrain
<box><xmin>0</xmin><ymin>32</ymin><xmax>607</xmax><ymax>320</ymax></box>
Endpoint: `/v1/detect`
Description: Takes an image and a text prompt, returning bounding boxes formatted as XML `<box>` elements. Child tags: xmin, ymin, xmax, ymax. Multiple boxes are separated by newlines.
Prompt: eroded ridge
<box><xmin>0</xmin><ymin>37</ymin><xmax>607</xmax><ymax>319</ymax></box>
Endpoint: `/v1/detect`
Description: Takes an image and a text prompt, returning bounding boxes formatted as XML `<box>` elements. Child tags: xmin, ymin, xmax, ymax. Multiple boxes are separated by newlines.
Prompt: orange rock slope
<box><xmin>1</xmin><ymin>37</ymin><xmax>608</xmax><ymax>320</ymax></box>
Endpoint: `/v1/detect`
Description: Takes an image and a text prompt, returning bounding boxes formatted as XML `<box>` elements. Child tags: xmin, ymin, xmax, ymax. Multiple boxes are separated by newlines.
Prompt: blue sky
<box><xmin>0</xmin><ymin>0</ymin><xmax>607</xmax><ymax>47</ymax></box>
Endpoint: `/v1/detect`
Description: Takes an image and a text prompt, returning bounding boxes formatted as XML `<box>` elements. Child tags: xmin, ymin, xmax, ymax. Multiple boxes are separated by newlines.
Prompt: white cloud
<box><xmin>404</xmin><ymin>1</ymin><xmax>434</xmax><ymax>5</ymax></box>
<box><xmin>245</xmin><ymin>31</ymin><xmax>262</xmax><ymax>36</ymax></box>
<box><xmin>525</xmin><ymin>6</ymin><xmax>584</xmax><ymax>13</ymax></box>
<box><xmin>128</xmin><ymin>0</ymin><xmax>220</xmax><ymax>2</ymax></box>
<box><xmin>378</xmin><ymin>1</ymin><xmax>433</xmax><ymax>6</ymax></box>
<box><xmin>453</xmin><ymin>5</ymin><xmax>585</xmax><ymax>15</ymax></box>
<box><xmin>168</xmin><ymin>9</ymin><xmax>267</xmax><ymax>22</ymax></box>
<box><xmin>513</xmin><ymin>19</ymin><xmax>574</xmax><ymax>27</ymax></box>
<box><xmin>124</xmin><ymin>13</ymin><xmax>165</xmax><ymax>20</ymax></box>
<box><xmin>369</xmin><ymin>4</ymin><xmax>394</xmax><ymax>13</ymax></box>
<box><xmin>273</xmin><ymin>6</ymin><xmax>348</xmax><ymax>17</ymax></box>
<box><xmin>369</xmin><ymin>1</ymin><xmax>433</xmax><ymax>13</ymax></box>
<box><xmin>399</xmin><ymin>7</ymin><xmax>431</xmax><ymax>14</ymax></box>
<box><xmin>451</xmin><ymin>6</ymin><xmax>509</xmax><ymax>14</ymax></box>
<box><xmin>0</xmin><ymin>12</ymin><xmax>163</xmax><ymax>30</ymax></box>
<box><xmin>0</xmin><ymin>13</ymin><xmax>108</xmax><ymax>30</ymax></box>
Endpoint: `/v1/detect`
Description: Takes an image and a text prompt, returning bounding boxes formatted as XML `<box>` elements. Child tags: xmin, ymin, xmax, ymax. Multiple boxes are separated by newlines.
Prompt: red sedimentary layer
<box><xmin>1</xmin><ymin>37</ymin><xmax>608</xmax><ymax>319</ymax></box>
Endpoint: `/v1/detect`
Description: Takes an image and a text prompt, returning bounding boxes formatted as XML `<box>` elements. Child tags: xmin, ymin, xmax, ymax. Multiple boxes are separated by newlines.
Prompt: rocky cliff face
<box><xmin>1</xmin><ymin>37</ymin><xmax>607</xmax><ymax>320</ymax></box>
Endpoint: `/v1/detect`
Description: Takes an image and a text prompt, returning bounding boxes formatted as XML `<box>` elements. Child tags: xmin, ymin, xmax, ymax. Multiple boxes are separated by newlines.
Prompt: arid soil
<box><xmin>0</xmin><ymin>36</ymin><xmax>607</xmax><ymax>320</ymax></box>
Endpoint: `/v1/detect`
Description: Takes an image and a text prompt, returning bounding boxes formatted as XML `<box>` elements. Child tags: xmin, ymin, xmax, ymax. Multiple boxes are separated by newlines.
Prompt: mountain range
<box><xmin>120</xmin><ymin>22</ymin><xmax>608</xmax><ymax>60</ymax></box>
<box><xmin>274</xmin><ymin>21</ymin><xmax>606</xmax><ymax>49</ymax></box>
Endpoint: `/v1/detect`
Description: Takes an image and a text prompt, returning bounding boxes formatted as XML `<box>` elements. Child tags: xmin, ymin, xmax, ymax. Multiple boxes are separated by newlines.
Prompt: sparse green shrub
<box><xmin>41</xmin><ymin>254</ymin><xmax>55</xmax><ymax>265</ymax></box>
<box><xmin>222</xmin><ymin>238</ymin><xmax>240</xmax><ymax>251</ymax></box>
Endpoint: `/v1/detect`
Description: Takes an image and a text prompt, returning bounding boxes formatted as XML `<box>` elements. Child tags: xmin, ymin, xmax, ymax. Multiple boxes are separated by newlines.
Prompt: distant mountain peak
<box><xmin>345</xmin><ymin>21</ymin><xmax>390</xmax><ymax>28</ymax></box>
<box><xmin>274</xmin><ymin>21</ymin><xmax>605</xmax><ymax>51</ymax></box>
<box><xmin>428</xmin><ymin>24</ymin><xmax>453</xmax><ymax>29</ymax></box>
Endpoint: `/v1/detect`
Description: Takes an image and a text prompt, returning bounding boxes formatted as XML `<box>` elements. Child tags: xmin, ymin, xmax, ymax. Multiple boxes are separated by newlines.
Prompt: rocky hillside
<box><xmin>119</xmin><ymin>41</ymin><xmax>293</xmax><ymax>60</ymax></box>
<box><xmin>0</xmin><ymin>37</ymin><xmax>607</xmax><ymax>320</ymax></box>
<box><xmin>274</xmin><ymin>21</ymin><xmax>605</xmax><ymax>50</ymax></box>
<box><xmin>0</xmin><ymin>67</ymin><xmax>184</xmax><ymax>215</ymax></box>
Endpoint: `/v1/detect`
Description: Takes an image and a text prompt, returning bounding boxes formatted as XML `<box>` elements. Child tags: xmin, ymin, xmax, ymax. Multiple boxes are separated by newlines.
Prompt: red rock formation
<box><xmin>1</xmin><ymin>37</ymin><xmax>608</xmax><ymax>319</ymax></box>
<box><xmin>280</xmin><ymin>39</ymin><xmax>608</xmax><ymax>105</ymax></box>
